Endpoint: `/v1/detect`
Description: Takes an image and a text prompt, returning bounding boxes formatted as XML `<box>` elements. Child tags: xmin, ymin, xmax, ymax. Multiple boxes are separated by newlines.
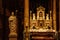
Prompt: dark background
<box><xmin>0</xmin><ymin>0</ymin><xmax>59</xmax><ymax>40</ymax></box>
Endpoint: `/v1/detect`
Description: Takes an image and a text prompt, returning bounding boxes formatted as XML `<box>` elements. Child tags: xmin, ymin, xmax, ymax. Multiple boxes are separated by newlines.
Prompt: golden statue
<box><xmin>9</xmin><ymin>12</ymin><xmax>17</xmax><ymax>37</ymax></box>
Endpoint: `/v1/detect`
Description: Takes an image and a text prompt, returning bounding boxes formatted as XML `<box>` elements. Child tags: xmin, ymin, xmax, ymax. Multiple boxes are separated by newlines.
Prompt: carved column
<box><xmin>24</xmin><ymin>0</ymin><xmax>29</xmax><ymax>40</ymax></box>
<box><xmin>53</xmin><ymin>0</ymin><xmax>56</xmax><ymax>31</ymax></box>
<box><xmin>50</xmin><ymin>0</ymin><xmax>53</xmax><ymax>29</ymax></box>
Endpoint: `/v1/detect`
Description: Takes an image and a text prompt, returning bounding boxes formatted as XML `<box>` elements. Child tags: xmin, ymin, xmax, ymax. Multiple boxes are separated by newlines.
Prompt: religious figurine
<box><xmin>33</xmin><ymin>13</ymin><xmax>35</xmax><ymax>20</ymax></box>
<box><xmin>9</xmin><ymin>12</ymin><xmax>17</xmax><ymax>36</ymax></box>
<box><xmin>46</xmin><ymin>14</ymin><xmax>49</xmax><ymax>20</ymax></box>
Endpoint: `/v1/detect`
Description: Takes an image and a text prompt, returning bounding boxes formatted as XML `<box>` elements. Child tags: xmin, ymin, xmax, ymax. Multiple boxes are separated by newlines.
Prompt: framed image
<box><xmin>38</xmin><ymin>20</ymin><xmax>44</xmax><ymax>28</ymax></box>
<box><xmin>39</xmin><ymin>12</ymin><xmax>43</xmax><ymax>17</ymax></box>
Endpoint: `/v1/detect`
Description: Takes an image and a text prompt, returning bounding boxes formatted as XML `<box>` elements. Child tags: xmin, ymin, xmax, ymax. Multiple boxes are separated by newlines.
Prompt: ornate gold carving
<box><xmin>30</xmin><ymin>6</ymin><xmax>55</xmax><ymax>31</ymax></box>
<box><xmin>37</xmin><ymin>6</ymin><xmax>45</xmax><ymax>11</ymax></box>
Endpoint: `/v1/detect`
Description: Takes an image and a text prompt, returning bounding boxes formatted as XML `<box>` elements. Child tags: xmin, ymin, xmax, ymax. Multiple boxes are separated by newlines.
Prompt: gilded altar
<box><xmin>30</xmin><ymin>6</ymin><xmax>53</xmax><ymax>30</ymax></box>
<box><xmin>24</xmin><ymin>6</ymin><xmax>56</xmax><ymax>40</ymax></box>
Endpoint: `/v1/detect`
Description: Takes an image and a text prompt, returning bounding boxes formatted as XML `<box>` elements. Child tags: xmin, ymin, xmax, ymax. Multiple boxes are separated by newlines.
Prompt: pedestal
<box><xmin>9</xmin><ymin>33</ymin><xmax>17</xmax><ymax>40</ymax></box>
<box><xmin>9</xmin><ymin>35</ymin><xmax>17</xmax><ymax>40</ymax></box>
<box><xmin>9</xmin><ymin>37</ymin><xmax>17</xmax><ymax>40</ymax></box>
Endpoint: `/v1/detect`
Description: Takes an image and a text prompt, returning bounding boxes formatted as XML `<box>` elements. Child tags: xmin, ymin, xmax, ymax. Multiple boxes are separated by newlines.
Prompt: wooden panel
<box><xmin>31</xmin><ymin>37</ymin><xmax>55</xmax><ymax>40</ymax></box>
<box><xmin>30</xmin><ymin>32</ymin><xmax>55</xmax><ymax>40</ymax></box>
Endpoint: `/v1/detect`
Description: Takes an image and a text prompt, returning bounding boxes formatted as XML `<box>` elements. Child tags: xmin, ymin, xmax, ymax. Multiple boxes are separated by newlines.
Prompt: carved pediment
<box><xmin>37</xmin><ymin>6</ymin><xmax>45</xmax><ymax>11</ymax></box>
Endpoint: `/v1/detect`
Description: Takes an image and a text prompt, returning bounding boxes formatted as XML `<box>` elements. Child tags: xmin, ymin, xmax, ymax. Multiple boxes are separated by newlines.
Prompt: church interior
<box><xmin>0</xmin><ymin>0</ymin><xmax>60</xmax><ymax>40</ymax></box>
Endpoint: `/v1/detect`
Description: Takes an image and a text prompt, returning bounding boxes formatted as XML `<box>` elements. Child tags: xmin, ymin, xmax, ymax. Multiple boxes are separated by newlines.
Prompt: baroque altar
<box><xmin>24</xmin><ymin>6</ymin><xmax>56</xmax><ymax>40</ymax></box>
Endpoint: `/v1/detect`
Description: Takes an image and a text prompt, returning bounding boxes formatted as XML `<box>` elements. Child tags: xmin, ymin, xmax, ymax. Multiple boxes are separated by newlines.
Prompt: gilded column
<box><xmin>24</xmin><ymin>0</ymin><xmax>29</xmax><ymax>29</ymax></box>
<box><xmin>53</xmin><ymin>0</ymin><xmax>56</xmax><ymax>31</ymax></box>
<box><xmin>30</xmin><ymin>11</ymin><xmax>32</xmax><ymax>28</ymax></box>
<box><xmin>50</xmin><ymin>10</ymin><xmax>52</xmax><ymax>29</ymax></box>
<box><xmin>24</xmin><ymin>0</ymin><xmax>29</xmax><ymax>40</ymax></box>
